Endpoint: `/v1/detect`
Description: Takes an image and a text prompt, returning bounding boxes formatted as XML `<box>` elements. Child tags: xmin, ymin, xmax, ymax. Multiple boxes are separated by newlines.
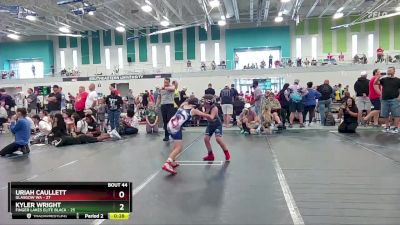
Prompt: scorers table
<box><xmin>8</xmin><ymin>182</ymin><xmax>132</xmax><ymax>220</ymax></box>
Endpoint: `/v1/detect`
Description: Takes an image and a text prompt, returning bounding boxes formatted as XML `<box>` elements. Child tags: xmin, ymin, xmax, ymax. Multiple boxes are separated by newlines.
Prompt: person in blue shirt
<box><xmin>303</xmin><ymin>82</ymin><xmax>321</xmax><ymax>126</ymax></box>
<box><xmin>0</xmin><ymin>108</ymin><xmax>31</xmax><ymax>156</ymax></box>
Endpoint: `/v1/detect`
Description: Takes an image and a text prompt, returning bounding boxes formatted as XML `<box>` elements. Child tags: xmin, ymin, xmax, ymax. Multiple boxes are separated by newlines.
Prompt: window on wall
<box><xmin>165</xmin><ymin>45</ymin><xmax>171</xmax><ymax>67</ymax></box>
<box><xmin>352</xmin><ymin>35</ymin><xmax>358</xmax><ymax>57</ymax></box>
<box><xmin>295</xmin><ymin>38</ymin><xmax>302</xmax><ymax>58</ymax></box>
<box><xmin>60</xmin><ymin>51</ymin><xmax>65</xmax><ymax>69</ymax></box>
<box><xmin>311</xmin><ymin>37</ymin><xmax>317</xmax><ymax>60</ymax></box>
<box><xmin>72</xmin><ymin>50</ymin><xmax>78</xmax><ymax>69</ymax></box>
<box><xmin>200</xmin><ymin>43</ymin><xmax>206</xmax><ymax>62</ymax></box>
<box><xmin>214</xmin><ymin>43</ymin><xmax>220</xmax><ymax>63</ymax></box>
<box><xmin>118</xmin><ymin>48</ymin><xmax>123</xmax><ymax>69</ymax></box>
<box><xmin>152</xmin><ymin>46</ymin><xmax>157</xmax><ymax>68</ymax></box>
<box><xmin>105</xmin><ymin>48</ymin><xmax>111</xmax><ymax>69</ymax></box>
<box><xmin>368</xmin><ymin>34</ymin><xmax>374</xmax><ymax>58</ymax></box>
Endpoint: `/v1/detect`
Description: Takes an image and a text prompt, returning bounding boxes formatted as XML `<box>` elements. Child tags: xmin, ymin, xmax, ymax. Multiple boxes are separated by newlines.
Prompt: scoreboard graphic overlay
<box><xmin>8</xmin><ymin>182</ymin><xmax>132</xmax><ymax>220</ymax></box>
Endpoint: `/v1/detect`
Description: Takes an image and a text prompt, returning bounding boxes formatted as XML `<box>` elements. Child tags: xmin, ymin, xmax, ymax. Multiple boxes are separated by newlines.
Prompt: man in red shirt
<box><xmin>377</xmin><ymin>47</ymin><xmax>384</xmax><ymax>63</ymax></box>
<box><xmin>74</xmin><ymin>86</ymin><xmax>88</xmax><ymax>118</ymax></box>
<box><xmin>362</xmin><ymin>69</ymin><xmax>381</xmax><ymax>126</ymax></box>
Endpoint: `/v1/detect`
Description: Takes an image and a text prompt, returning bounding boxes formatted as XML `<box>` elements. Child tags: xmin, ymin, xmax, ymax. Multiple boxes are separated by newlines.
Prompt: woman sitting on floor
<box><xmin>31</xmin><ymin>115</ymin><xmax>52</xmax><ymax>144</ymax></box>
<box><xmin>121</xmin><ymin>109</ymin><xmax>139</xmax><ymax>135</ymax></box>
<box><xmin>48</xmin><ymin>113</ymin><xmax>68</xmax><ymax>142</ymax></box>
<box><xmin>338</xmin><ymin>97</ymin><xmax>358</xmax><ymax>133</ymax></box>
<box><xmin>262</xmin><ymin>92</ymin><xmax>283</xmax><ymax>128</ymax></box>
<box><xmin>52</xmin><ymin>111</ymin><xmax>121</xmax><ymax>147</ymax></box>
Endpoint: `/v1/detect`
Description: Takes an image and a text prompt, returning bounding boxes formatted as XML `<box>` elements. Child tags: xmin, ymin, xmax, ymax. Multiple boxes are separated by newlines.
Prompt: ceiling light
<box><xmin>333</xmin><ymin>12</ymin><xmax>344</xmax><ymax>19</ymax></box>
<box><xmin>7</xmin><ymin>34</ymin><xmax>20</xmax><ymax>40</ymax></box>
<box><xmin>163</xmin><ymin>16</ymin><xmax>169</xmax><ymax>20</ymax></box>
<box><xmin>209</xmin><ymin>0</ymin><xmax>220</xmax><ymax>8</ymax></box>
<box><xmin>337</xmin><ymin>7</ymin><xmax>344</xmax><ymax>13</ymax></box>
<box><xmin>116</xmin><ymin>26</ymin><xmax>126</xmax><ymax>32</ymax></box>
<box><xmin>281</xmin><ymin>0</ymin><xmax>290</xmax><ymax>2</ymax></box>
<box><xmin>217</xmin><ymin>20</ymin><xmax>226</xmax><ymax>26</ymax></box>
<box><xmin>145</xmin><ymin>0</ymin><xmax>152</xmax><ymax>5</ymax></box>
<box><xmin>88</xmin><ymin>11</ymin><xmax>94</xmax><ymax>15</ymax></box>
<box><xmin>8</xmin><ymin>29</ymin><xmax>20</xmax><ymax>34</ymax></box>
<box><xmin>396</xmin><ymin>6</ymin><xmax>400</xmax><ymax>12</ymax></box>
<box><xmin>221</xmin><ymin>15</ymin><xmax>225</xmax><ymax>20</ymax></box>
<box><xmin>118</xmin><ymin>22</ymin><xmax>125</xmax><ymax>27</ymax></box>
<box><xmin>160</xmin><ymin>20</ymin><xmax>170</xmax><ymax>27</ymax></box>
<box><xmin>274</xmin><ymin>16</ymin><xmax>283</xmax><ymax>23</ymax></box>
<box><xmin>25</xmin><ymin>15</ymin><xmax>37</xmax><ymax>21</ymax></box>
<box><xmin>59</xmin><ymin>26</ymin><xmax>71</xmax><ymax>33</ymax></box>
<box><xmin>141</xmin><ymin>4</ymin><xmax>152</xmax><ymax>12</ymax></box>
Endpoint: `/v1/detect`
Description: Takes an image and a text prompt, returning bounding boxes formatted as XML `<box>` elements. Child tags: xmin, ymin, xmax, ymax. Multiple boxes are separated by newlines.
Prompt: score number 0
<box><xmin>119</xmin><ymin>191</ymin><xmax>125</xmax><ymax>211</ymax></box>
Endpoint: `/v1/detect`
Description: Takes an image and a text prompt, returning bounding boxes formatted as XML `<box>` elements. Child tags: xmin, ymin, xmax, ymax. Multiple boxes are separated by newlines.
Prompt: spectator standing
<box><xmin>317</xmin><ymin>80</ymin><xmax>333</xmax><ymax>125</ymax></box>
<box><xmin>74</xmin><ymin>86</ymin><xmax>88</xmax><ymax>119</ymax></box>
<box><xmin>205</xmin><ymin>83</ymin><xmax>215</xmax><ymax>96</ymax></box>
<box><xmin>220</xmin><ymin>85</ymin><xmax>234</xmax><ymax>127</ymax></box>
<box><xmin>285</xmin><ymin>79</ymin><xmax>308</xmax><ymax>128</ymax></box>
<box><xmin>0</xmin><ymin>108</ymin><xmax>31</xmax><ymax>156</ymax></box>
<box><xmin>47</xmin><ymin>85</ymin><xmax>62</xmax><ymax>115</ymax></box>
<box><xmin>374</xmin><ymin>67</ymin><xmax>400</xmax><ymax>133</ymax></box>
<box><xmin>376</xmin><ymin>47</ymin><xmax>384</xmax><ymax>63</ymax></box>
<box><xmin>85</xmin><ymin>83</ymin><xmax>98</xmax><ymax>112</ymax></box>
<box><xmin>268</xmin><ymin>54</ymin><xmax>273</xmax><ymax>68</ymax></box>
<box><xmin>253</xmin><ymin>80</ymin><xmax>263</xmax><ymax>115</ymax></box>
<box><xmin>106</xmin><ymin>90</ymin><xmax>123</xmax><ymax>132</ymax></box>
<box><xmin>15</xmin><ymin>92</ymin><xmax>26</xmax><ymax>109</ymax></box>
<box><xmin>354</xmin><ymin>71</ymin><xmax>371</xmax><ymax>123</ymax></box>
<box><xmin>363</xmin><ymin>69</ymin><xmax>382</xmax><ymax>126</ymax></box>
<box><xmin>179</xmin><ymin>87</ymin><xmax>188</xmax><ymax>105</ymax></box>
<box><xmin>157</xmin><ymin>77</ymin><xmax>176</xmax><ymax>141</ymax></box>
<box><xmin>59</xmin><ymin>87</ymin><xmax>66</xmax><ymax>110</ymax></box>
<box><xmin>26</xmin><ymin>88</ymin><xmax>37</xmax><ymax>114</ymax></box>
<box><xmin>127</xmin><ymin>89</ymin><xmax>135</xmax><ymax>112</ymax></box>
<box><xmin>142</xmin><ymin>90</ymin><xmax>149</xmax><ymax>108</ymax></box>
<box><xmin>277</xmin><ymin>83</ymin><xmax>290</xmax><ymax>128</ymax></box>
<box><xmin>0</xmin><ymin>88</ymin><xmax>15</xmax><ymax>117</ymax></box>
<box><xmin>303</xmin><ymin>82</ymin><xmax>321</xmax><ymax>126</ymax></box>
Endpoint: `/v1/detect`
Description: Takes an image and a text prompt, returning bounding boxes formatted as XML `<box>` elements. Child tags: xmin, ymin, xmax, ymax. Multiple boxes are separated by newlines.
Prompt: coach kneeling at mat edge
<box><xmin>0</xmin><ymin>108</ymin><xmax>31</xmax><ymax>156</ymax></box>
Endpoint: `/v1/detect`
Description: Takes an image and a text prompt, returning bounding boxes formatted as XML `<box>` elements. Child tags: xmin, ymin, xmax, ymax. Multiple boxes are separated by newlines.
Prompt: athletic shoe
<box><xmin>162</xmin><ymin>162</ymin><xmax>177</xmax><ymax>175</ymax></box>
<box><xmin>382</xmin><ymin>127</ymin><xmax>390</xmax><ymax>133</ymax></box>
<box><xmin>240</xmin><ymin>129</ymin><xmax>245</xmax><ymax>134</ymax></box>
<box><xmin>110</xmin><ymin>129</ymin><xmax>122</xmax><ymax>140</ymax></box>
<box><xmin>288</xmin><ymin>124</ymin><xmax>293</xmax><ymax>128</ymax></box>
<box><xmin>21</xmin><ymin>145</ymin><xmax>30</xmax><ymax>154</ymax></box>
<box><xmin>171</xmin><ymin>161</ymin><xmax>180</xmax><ymax>168</ymax></box>
<box><xmin>203</xmin><ymin>153</ymin><xmax>215</xmax><ymax>161</ymax></box>
<box><xmin>299</xmin><ymin>124</ymin><xmax>305</xmax><ymax>128</ymax></box>
<box><xmin>163</xmin><ymin>137</ymin><xmax>169</xmax><ymax>141</ymax></box>
<box><xmin>389</xmin><ymin>128</ymin><xmax>399</xmax><ymax>134</ymax></box>
<box><xmin>243</xmin><ymin>131</ymin><xmax>250</xmax><ymax>135</ymax></box>
<box><xmin>224</xmin><ymin>150</ymin><xmax>230</xmax><ymax>161</ymax></box>
<box><xmin>52</xmin><ymin>138</ymin><xmax>63</xmax><ymax>147</ymax></box>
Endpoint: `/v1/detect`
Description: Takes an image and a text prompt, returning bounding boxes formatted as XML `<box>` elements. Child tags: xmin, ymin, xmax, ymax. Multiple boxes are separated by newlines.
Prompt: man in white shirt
<box><xmin>85</xmin><ymin>83</ymin><xmax>98</xmax><ymax>110</ymax></box>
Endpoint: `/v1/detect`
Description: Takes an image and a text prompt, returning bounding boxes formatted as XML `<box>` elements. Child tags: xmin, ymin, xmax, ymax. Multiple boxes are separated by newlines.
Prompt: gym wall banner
<box><xmin>62</xmin><ymin>73</ymin><xmax>172</xmax><ymax>82</ymax></box>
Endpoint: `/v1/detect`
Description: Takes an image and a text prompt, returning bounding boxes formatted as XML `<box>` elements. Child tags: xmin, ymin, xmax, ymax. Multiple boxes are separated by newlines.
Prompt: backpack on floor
<box><xmin>324</xmin><ymin>112</ymin><xmax>336</xmax><ymax>126</ymax></box>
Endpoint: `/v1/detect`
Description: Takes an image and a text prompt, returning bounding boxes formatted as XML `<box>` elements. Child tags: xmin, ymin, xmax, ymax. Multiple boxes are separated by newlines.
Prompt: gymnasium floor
<box><xmin>0</xmin><ymin>127</ymin><xmax>400</xmax><ymax>225</ymax></box>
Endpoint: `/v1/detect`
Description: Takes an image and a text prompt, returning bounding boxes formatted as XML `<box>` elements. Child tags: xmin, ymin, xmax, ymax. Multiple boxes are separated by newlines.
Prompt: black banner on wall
<box><xmin>62</xmin><ymin>73</ymin><xmax>171</xmax><ymax>82</ymax></box>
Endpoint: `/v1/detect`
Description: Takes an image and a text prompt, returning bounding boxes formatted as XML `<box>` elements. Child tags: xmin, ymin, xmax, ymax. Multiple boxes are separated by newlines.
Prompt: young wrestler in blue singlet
<box><xmin>162</xmin><ymin>98</ymin><xmax>213</xmax><ymax>175</ymax></box>
<box><xmin>202</xmin><ymin>94</ymin><xmax>231</xmax><ymax>161</ymax></box>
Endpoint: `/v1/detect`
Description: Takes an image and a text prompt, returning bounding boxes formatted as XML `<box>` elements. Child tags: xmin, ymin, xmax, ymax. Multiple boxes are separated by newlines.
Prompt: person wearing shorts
<box><xmin>374</xmin><ymin>67</ymin><xmax>400</xmax><ymax>133</ymax></box>
<box><xmin>363</xmin><ymin>69</ymin><xmax>382</xmax><ymax>126</ymax></box>
<box><xmin>202</xmin><ymin>95</ymin><xmax>231</xmax><ymax>162</ymax></box>
<box><xmin>161</xmin><ymin>98</ymin><xmax>212</xmax><ymax>175</ymax></box>
<box><xmin>354</xmin><ymin>71</ymin><xmax>371</xmax><ymax>123</ymax></box>
<box><xmin>220</xmin><ymin>85</ymin><xmax>233</xmax><ymax>127</ymax></box>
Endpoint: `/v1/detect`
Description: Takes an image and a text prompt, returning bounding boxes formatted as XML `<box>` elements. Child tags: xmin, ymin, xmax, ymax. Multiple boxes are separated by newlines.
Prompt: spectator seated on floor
<box><xmin>211</xmin><ymin>60</ymin><xmax>216</xmax><ymax>70</ymax></box>
<box><xmin>0</xmin><ymin>108</ymin><xmax>31</xmax><ymax>156</ymax></box>
<box><xmin>48</xmin><ymin>113</ymin><xmax>68</xmax><ymax>142</ymax></box>
<box><xmin>0</xmin><ymin>101</ymin><xmax>8</xmax><ymax>131</ymax></box>
<box><xmin>121</xmin><ymin>109</ymin><xmax>139</xmax><ymax>135</ymax></box>
<box><xmin>338</xmin><ymin>98</ymin><xmax>358</xmax><ymax>133</ymax></box>
<box><xmin>237</xmin><ymin>103</ymin><xmax>260</xmax><ymax>135</ymax></box>
<box><xmin>145</xmin><ymin>103</ymin><xmax>158</xmax><ymax>134</ymax></box>
<box><xmin>261</xmin><ymin>92</ymin><xmax>283</xmax><ymax>130</ymax></box>
<box><xmin>260</xmin><ymin>60</ymin><xmax>266</xmax><ymax>69</ymax></box>
<box><xmin>31</xmin><ymin>115</ymin><xmax>52</xmax><ymax>144</ymax></box>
